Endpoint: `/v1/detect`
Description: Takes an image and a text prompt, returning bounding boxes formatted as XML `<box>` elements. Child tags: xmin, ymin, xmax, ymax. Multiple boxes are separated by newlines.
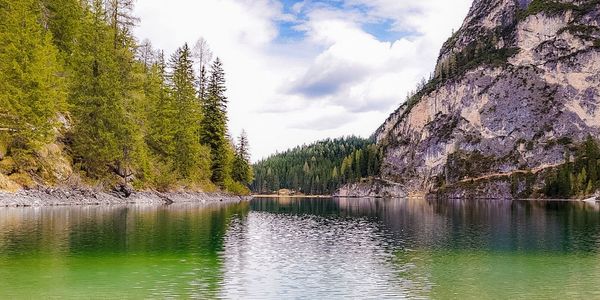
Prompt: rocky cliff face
<box><xmin>370</xmin><ymin>0</ymin><xmax>600</xmax><ymax>199</ymax></box>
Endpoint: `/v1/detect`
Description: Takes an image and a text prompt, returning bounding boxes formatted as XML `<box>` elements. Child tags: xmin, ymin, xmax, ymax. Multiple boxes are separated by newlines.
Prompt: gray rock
<box><xmin>343</xmin><ymin>0</ymin><xmax>600</xmax><ymax>199</ymax></box>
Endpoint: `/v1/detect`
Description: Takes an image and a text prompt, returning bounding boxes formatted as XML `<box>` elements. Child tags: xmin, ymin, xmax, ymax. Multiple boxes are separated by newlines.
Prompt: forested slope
<box><xmin>0</xmin><ymin>0</ymin><xmax>253</xmax><ymax>194</ymax></box>
<box><xmin>251</xmin><ymin>137</ymin><xmax>381</xmax><ymax>195</ymax></box>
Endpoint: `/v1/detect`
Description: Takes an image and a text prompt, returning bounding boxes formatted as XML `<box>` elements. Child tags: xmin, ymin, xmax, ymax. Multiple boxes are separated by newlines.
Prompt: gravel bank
<box><xmin>0</xmin><ymin>188</ymin><xmax>249</xmax><ymax>207</ymax></box>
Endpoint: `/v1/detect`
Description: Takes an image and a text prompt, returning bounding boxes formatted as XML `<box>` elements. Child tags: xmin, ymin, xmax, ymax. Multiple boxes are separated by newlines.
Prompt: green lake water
<box><xmin>1</xmin><ymin>197</ymin><xmax>600</xmax><ymax>299</ymax></box>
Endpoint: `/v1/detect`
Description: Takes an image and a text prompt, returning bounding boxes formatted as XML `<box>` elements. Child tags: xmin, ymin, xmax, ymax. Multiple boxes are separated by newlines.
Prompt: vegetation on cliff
<box><xmin>0</xmin><ymin>0</ymin><xmax>253</xmax><ymax>194</ymax></box>
<box><xmin>544</xmin><ymin>137</ymin><xmax>600</xmax><ymax>198</ymax></box>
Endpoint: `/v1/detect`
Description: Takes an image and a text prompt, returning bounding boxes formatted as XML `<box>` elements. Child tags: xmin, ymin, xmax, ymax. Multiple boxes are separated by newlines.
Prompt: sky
<box><xmin>134</xmin><ymin>0</ymin><xmax>472</xmax><ymax>162</ymax></box>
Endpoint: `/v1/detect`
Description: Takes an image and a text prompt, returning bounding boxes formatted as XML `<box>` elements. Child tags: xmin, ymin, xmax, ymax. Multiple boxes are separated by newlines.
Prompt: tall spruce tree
<box><xmin>68</xmin><ymin>0</ymin><xmax>146</xmax><ymax>185</ymax></box>
<box><xmin>200</xmin><ymin>58</ymin><xmax>230</xmax><ymax>186</ymax></box>
<box><xmin>168</xmin><ymin>44</ymin><xmax>211</xmax><ymax>181</ymax></box>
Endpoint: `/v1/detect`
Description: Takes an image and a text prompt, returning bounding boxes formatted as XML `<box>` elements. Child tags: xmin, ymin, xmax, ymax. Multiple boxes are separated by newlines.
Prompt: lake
<box><xmin>1</xmin><ymin>197</ymin><xmax>600</xmax><ymax>299</ymax></box>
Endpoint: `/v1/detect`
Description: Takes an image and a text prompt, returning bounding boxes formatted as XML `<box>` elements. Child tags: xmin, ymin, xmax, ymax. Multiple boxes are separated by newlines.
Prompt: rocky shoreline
<box><xmin>335</xmin><ymin>179</ymin><xmax>407</xmax><ymax>198</ymax></box>
<box><xmin>0</xmin><ymin>188</ymin><xmax>250</xmax><ymax>207</ymax></box>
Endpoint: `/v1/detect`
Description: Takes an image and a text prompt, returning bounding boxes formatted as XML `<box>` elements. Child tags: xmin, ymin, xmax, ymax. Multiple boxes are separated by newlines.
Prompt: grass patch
<box><xmin>0</xmin><ymin>174</ymin><xmax>20</xmax><ymax>192</ymax></box>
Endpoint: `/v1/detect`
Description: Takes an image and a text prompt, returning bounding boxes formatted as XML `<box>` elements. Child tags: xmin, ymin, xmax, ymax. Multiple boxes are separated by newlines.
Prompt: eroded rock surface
<box><xmin>362</xmin><ymin>0</ymin><xmax>600</xmax><ymax>198</ymax></box>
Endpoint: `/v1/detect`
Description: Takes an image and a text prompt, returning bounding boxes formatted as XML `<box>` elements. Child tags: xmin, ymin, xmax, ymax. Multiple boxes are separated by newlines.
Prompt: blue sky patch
<box><xmin>276</xmin><ymin>21</ymin><xmax>306</xmax><ymax>42</ymax></box>
<box><xmin>274</xmin><ymin>0</ymin><xmax>412</xmax><ymax>44</ymax></box>
<box><xmin>361</xmin><ymin>19</ymin><xmax>416</xmax><ymax>43</ymax></box>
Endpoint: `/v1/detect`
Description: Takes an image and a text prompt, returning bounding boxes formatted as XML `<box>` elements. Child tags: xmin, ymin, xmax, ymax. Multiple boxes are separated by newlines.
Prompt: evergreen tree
<box><xmin>232</xmin><ymin>130</ymin><xmax>253</xmax><ymax>185</ymax></box>
<box><xmin>168</xmin><ymin>44</ymin><xmax>210</xmax><ymax>181</ymax></box>
<box><xmin>200</xmin><ymin>58</ymin><xmax>229</xmax><ymax>186</ymax></box>
<box><xmin>68</xmin><ymin>0</ymin><xmax>146</xmax><ymax>185</ymax></box>
<box><xmin>146</xmin><ymin>52</ymin><xmax>175</xmax><ymax>158</ymax></box>
<box><xmin>545</xmin><ymin>136</ymin><xmax>600</xmax><ymax>198</ymax></box>
<box><xmin>104</xmin><ymin>0</ymin><xmax>138</xmax><ymax>50</ymax></box>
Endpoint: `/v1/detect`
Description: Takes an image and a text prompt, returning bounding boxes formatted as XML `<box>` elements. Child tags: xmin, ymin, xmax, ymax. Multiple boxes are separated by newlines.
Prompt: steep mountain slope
<box><xmin>358</xmin><ymin>0</ymin><xmax>600</xmax><ymax>198</ymax></box>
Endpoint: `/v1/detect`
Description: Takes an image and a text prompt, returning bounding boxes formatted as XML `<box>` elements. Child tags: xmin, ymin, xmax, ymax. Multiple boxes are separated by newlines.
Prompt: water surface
<box><xmin>1</xmin><ymin>198</ymin><xmax>600</xmax><ymax>299</ymax></box>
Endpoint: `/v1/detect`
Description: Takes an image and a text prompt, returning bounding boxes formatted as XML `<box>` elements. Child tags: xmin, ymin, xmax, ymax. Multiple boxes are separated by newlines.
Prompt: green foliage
<box><xmin>340</xmin><ymin>144</ymin><xmax>382</xmax><ymax>184</ymax></box>
<box><xmin>41</xmin><ymin>0</ymin><xmax>84</xmax><ymax>55</ymax></box>
<box><xmin>396</xmin><ymin>31</ymin><xmax>519</xmax><ymax>127</ymax></box>
<box><xmin>544</xmin><ymin>136</ymin><xmax>600</xmax><ymax>198</ymax></box>
<box><xmin>518</xmin><ymin>0</ymin><xmax>579</xmax><ymax>20</ymax></box>
<box><xmin>510</xmin><ymin>171</ymin><xmax>537</xmax><ymax>199</ymax></box>
<box><xmin>557</xmin><ymin>25</ymin><xmax>600</xmax><ymax>36</ymax></box>
<box><xmin>145</xmin><ymin>159</ymin><xmax>179</xmax><ymax>192</ymax></box>
<box><xmin>0</xmin><ymin>0</ymin><xmax>66</xmax><ymax>156</ymax></box>
<box><xmin>251</xmin><ymin>137</ymin><xmax>379</xmax><ymax>195</ymax></box>
<box><xmin>436</xmin><ymin>32</ymin><xmax>520</xmax><ymax>83</ymax></box>
<box><xmin>445</xmin><ymin>151</ymin><xmax>496</xmax><ymax>183</ymax></box>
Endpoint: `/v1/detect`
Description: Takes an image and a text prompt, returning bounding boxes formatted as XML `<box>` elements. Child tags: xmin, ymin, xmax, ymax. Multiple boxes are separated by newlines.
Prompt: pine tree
<box><xmin>576</xmin><ymin>168</ymin><xmax>587</xmax><ymax>196</ymax></box>
<box><xmin>232</xmin><ymin>130</ymin><xmax>253</xmax><ymax>185</ymax></box>
<box><xmin>200</xmin><ymin>58</ymin><xmax>229</xmax><ymax>186</ymax></box>
<box><xmin>584</xmin><ymin>136</ymin><xmax>599</xmax><ymax>184</ymax></box>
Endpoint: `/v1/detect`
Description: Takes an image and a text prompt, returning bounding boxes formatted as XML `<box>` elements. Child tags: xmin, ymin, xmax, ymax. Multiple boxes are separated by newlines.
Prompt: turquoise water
<box><xmin>1</xmin><ymin>198</ymin><xmax>600</xmax><ymax>299</ymax></box>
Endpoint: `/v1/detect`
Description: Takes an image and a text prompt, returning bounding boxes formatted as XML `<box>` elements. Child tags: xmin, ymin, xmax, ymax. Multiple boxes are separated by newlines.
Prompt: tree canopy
<box><xmin>251</xmin><ymin>137</ymin><xmax>381</xmax><ymax>195</ymax></box>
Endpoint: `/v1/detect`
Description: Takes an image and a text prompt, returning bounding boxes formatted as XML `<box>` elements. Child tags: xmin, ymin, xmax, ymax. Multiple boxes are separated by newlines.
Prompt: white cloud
<box><xmin>134</xmin><ymin>0</ymin><xmax>472</xmax><ymax>161</ymax></box>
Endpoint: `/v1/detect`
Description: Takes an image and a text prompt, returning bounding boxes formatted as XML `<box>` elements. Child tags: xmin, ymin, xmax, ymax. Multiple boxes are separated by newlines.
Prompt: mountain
<box><xmin>339</xmin><ymin>0</ymin><xmax>600</xmax><ymax>199</ymax></box>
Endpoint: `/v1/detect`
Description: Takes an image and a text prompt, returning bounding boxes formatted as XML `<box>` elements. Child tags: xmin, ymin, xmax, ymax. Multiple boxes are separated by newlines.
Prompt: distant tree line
<box><xmin>0</xmin><ymin>0</ymin><xmax>252</xmax><ymax>193</ymax></box>
<box><xmin>251</xmin><ymin>137</ymin><xmax>382</xmax><ymax>195</ymax></box>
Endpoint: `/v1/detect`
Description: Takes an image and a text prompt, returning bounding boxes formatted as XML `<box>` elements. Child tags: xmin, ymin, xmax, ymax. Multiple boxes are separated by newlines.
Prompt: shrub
<box><xmin>225</xmin><ymin>179</ymin><xmax>251</xmax><ymax>196</ymax></box>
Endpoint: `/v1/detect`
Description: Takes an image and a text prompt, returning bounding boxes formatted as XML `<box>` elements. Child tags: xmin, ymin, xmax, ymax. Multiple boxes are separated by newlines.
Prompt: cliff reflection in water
<box><xmin>251</xmin><ymin>197</ymin><xmax>600</xmax><ymax>253</ymax></box>
<box><xmin>245</xmin><ymin>197</ymin><xmax>600</xmax><ymax>298</ymax></box>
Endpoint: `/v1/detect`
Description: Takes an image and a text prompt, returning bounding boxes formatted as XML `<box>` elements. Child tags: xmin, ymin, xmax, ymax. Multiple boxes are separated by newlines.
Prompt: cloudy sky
<box><xmin>134</xmin><ymin>0</ymin><xmax>472</xmax><ymax>161</ymax></box>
